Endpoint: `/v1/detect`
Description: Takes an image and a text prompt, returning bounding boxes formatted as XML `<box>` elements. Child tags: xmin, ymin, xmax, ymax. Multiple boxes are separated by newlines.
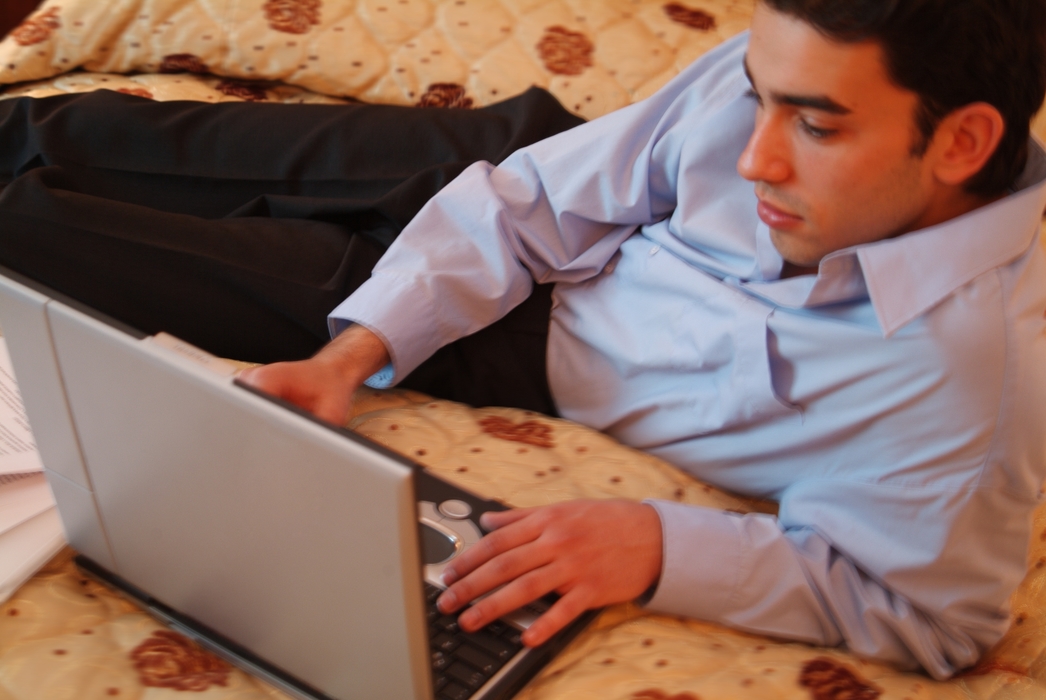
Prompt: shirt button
<box><xmin>649</xmin><ymin>245</ymin><xmax>661</xmax><ymax>256</ymax></box>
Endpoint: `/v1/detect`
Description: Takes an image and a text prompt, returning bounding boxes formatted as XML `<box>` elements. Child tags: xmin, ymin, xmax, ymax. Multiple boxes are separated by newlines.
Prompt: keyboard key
<box><xmin>524</xmin><ymin>600</ymin><xmax>549</xmax><ymax>615</ymax></box>
<box><xmin>455</xmin><ymin>644</ymin><xmax>500</xmax><ymax>675</ymax></box>
<box><xmin>432</xmin><ymin>632</ymin><xmax>460</xmax><ymax>653</ymax></box>
<box><xmin>501</xmin><ymin>628</ymin><xmax>523</xmax><ymax>647</ymax></box>
<box><xmin>439</xmin><ymin>682</ymin><xmax>471</xmax><ymax>700</ymax></box>
<box><xmin>433</xmin><ymin>675</ymin><xmax>448</xmax><ymax>694</ymax></box>
<box><xmin>432</xmin><ymin>650</ymin><xmax>450</xmax><ymax>672</ymax></box>
<box><xmin>461</xmin><ymin>630</ymin><xmax>517</xmax><ymax>661</ymax></box>
<box><xmin>485</xmin><ymin>620</ymin><xmax>508</xmax><ymax>636</ymax></box>
<box><xmin>447</xmin><ymin>662</ymin><xmax>487</xmax><ymax>690</ymax></box>
<box><xmin>435</xmin><ymin>614</ymin><xmax>460</xmax><ymax>633</ymax></box>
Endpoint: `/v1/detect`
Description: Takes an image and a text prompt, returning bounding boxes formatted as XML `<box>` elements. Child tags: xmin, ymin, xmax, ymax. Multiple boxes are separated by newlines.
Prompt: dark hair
<box><xmin>761</xmin><ymin>0</ymin><xmax>1046</xmax><ymax>196</ymax></box>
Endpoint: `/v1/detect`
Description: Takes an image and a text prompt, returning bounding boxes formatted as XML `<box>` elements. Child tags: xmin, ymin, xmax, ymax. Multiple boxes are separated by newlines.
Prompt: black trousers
<box><xmin>0</xmin><ymin>89</ymin><xmax>585</xmax><ymax>414</ymax></box>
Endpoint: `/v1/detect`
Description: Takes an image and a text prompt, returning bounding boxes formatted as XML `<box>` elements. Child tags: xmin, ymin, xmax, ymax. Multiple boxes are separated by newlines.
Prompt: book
<box><xmin>0</xmin><ymin>336</ymin><xmax>64</xmax><ymax>603</ymax></box>
<box><xmin>0</xmin><ymin>471</ymin><xmax>53</xmax><ymax>536</ymax></box>
<box><xmin>0</xmin><ymin>336</ymin><xmax>43</xmax><ymax>475</ymax></box>
<box><xmin>0</xmin><ymin>507</ymin><xmax>64</xmax><ymax>603</ymax></box>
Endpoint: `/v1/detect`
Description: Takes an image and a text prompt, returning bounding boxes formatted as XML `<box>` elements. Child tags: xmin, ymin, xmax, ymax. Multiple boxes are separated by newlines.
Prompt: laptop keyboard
<box><xmin>425</xmin><ymin>582</ymin><xmax>525</xmax><ymax>700</ymax></box>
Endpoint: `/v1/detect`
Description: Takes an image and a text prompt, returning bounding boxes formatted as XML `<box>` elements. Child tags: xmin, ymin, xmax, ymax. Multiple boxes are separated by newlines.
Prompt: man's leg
<box><xmin>0</xmin><ymin>89</ymin><xmax>582</xmax><ymax>367</ymax></box>
<box><xmin>0</xmin><ymin>89</ymin><xmax>579</xmax><ymax>410</ymax></box>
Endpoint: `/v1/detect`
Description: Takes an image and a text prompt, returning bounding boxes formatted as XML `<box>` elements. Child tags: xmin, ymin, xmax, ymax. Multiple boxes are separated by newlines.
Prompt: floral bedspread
<box><xmin>0</xmin><ymin>0</ymin><xmax>754</xmax><ymax>119</ymax></box>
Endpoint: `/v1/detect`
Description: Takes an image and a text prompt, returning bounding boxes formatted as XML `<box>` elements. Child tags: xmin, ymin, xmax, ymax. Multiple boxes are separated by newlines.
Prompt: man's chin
<box><xmin>768</xmin><ymin>228</ymin><xmax>823</xmax><ymax>269</ymax></box>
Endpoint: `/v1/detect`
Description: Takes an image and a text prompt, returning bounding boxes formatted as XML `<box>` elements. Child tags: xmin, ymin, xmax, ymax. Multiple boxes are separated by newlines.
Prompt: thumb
<box><xmin>313</xmin><ymin>392</ymin><xmax>354</xmax><ymax>427</ymax></box>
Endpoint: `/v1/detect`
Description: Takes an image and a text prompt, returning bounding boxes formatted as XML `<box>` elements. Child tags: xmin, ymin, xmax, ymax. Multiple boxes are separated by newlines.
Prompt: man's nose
<box><xmin>737</xmin><ymin>117</ymin><xmax>791</xmax><ymax>183</ymax></box>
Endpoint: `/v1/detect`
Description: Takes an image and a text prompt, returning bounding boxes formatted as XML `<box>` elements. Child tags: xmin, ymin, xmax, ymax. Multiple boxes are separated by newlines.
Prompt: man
<box><xmin>1</xmin><ymin>0</ymin><xmax>1043</xmax><ymax>681</ymax></box>
<box><xmin>239</xmin><ymin>0</ymin><xmax>1046</xmax><ymax>680</ymax></box>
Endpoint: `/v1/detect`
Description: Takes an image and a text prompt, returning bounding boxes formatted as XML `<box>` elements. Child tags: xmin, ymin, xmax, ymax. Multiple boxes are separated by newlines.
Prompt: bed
<box><xmin>2</xmin><ymin>1</ymin><xmax>1046</xmax><ymax>699</ymax></box>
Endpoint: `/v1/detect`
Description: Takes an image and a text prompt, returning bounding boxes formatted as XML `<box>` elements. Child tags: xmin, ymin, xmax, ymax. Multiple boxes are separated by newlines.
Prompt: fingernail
<box><xmin>441</xmin><ymin>567</ymin><xmax>457</xmax><ymax>585</ymax></box>
<box><xmin>437</xmin><ymin>590</ymin><xmax>456</xmax><ymax>612</ymax></box>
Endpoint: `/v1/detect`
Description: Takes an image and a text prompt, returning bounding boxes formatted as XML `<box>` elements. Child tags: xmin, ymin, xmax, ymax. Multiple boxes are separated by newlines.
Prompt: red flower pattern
<box><xmin>12</xmin><ymin>7</ymin><xmax>62</xmax><ymax>47</ymax></box>
<box><xmin>663</xmin><ymin>3</ymin><xmax>717</xmax><ymax>31</ymax></box>
<box><xmin>264</xmin><ymin>0</ymin><xmax>322</xmax><ymax>34</ymax></box>
<box><xmin>216</xmin><ymin>79</ymin><xmax>270</xmax><ymax>101</ymax></box>
<box><xmin>478</xmin><ymin>416</ymin><xmax>555</xmax><ymax>448</ymax></box>
<box><xmin>159</xmin><ymin>54</ymin><xmax>208</xmax><ymax>74</ymax></box>
<box><xmin>798</xmin><ymin>657</ymin><xmax>882</xmax><ymax>700</ymax></box>
<box><xmin>130</xmin><ymin>630</ymin><xmax>231</xmax><ymax>692</ymax></box>
<box><xmin>417</xmin><ymin>83</ymin><xmax>473</xmax><ymax>109</ymax></box>
<box><xmin>536</xmin><ymin>26</ymin><xmax>594</xmax><ymax>76</ymax></box>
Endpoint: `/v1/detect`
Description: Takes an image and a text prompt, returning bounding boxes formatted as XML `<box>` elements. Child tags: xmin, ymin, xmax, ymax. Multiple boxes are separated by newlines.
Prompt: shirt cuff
<box><xmin>641</xmin><ymin>500</ymin><xmax>841</xmax><ymax>649</ymax></box>
<box><xmin>642</xmin><ymin>499</ymin><xmax>747</xmax><ymax>620</ymax></box>
<box><xmin>364</xmin><ymin>363</ymin><xmax>395</xmax><ymax>389</ymax></box>
<box><xmin>327</xmin><ymin>273</ymin><xmax>445</xmax><ymax>384</ymax></box>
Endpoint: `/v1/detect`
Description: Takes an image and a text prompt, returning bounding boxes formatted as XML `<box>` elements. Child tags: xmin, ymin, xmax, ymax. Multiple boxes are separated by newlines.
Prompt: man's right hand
<box><xmin>238</xmin><ymin>324</ymin><xmax>391</xmax><ymax>426</ymax></box>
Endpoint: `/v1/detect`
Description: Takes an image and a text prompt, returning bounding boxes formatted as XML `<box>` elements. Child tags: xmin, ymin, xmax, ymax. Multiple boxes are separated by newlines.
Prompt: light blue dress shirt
<box><xmin>330</xmin><ymin>33</ymin><xmax>1046</xmax><ymax>679</ymax></box>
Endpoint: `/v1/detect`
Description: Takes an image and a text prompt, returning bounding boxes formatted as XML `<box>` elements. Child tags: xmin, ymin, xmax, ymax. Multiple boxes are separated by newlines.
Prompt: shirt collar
<box><xmin>859</xmin><ymin>138</ymin><xmax>1046</xmax><ymax>337</ymax></box>
<box><xmin>742</xmin><ymin>139</ymin><xmax>1046</xmax><ymax>336</ymax></box>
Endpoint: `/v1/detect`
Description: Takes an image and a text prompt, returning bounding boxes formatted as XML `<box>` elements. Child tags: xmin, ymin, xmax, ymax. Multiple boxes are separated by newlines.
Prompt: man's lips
<box><xmin>757</xmin><ymin>199</ymin><xmax>803</xmax><ymax>229</ymax></box>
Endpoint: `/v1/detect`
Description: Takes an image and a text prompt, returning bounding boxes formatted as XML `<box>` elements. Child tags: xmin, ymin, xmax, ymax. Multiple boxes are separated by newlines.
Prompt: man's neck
<box><xmin>781</xmin><ymin>261</ymin><xmax>819</xmax><ymax>279</ymax></box>
<box><xmin>907</xmin><ymin>186</ymin><xmax>1007</xmax><ymax>237</ymax></box>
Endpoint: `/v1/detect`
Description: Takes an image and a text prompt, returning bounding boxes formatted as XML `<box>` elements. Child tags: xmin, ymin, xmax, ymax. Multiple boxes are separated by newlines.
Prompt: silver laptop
<box><xmin>0</xmin><ymin>266</ymin><xmax>594</xmax><ymax>700</ymax></box>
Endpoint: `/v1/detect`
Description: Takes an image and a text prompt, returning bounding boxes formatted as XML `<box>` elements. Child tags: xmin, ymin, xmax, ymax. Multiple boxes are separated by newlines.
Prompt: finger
<box><xmin>240</xmin><ymin>363</ymin><xmax>302</xmax><ymax>398</ymax></box>
<box><xmin>519</xmin><ymin>588</ymin><xmax>591</xmax><ymax>647</ymax></box>
<box><xmin>237</xmin><ymin>364</ymin><xmax>279</xmax><ymax>391</ymax></box>
<box><xmin>456</xmin><ymin>562</ymin><xmax>566</xmax><ymax>632</ymax></box>
<box><xmin>439</xmin><ymin>538</ymin><xmax>552</xmax><ymax>614</ymax></box>
<box><xmin>441</xmin><ymin>514</ymin><xmax>544</xmax><ymax>585</ymax></box>
<box><xmin>478</xmin><ymin>507</ymin><xmax>534</xmax><ymax>532</ymax></box>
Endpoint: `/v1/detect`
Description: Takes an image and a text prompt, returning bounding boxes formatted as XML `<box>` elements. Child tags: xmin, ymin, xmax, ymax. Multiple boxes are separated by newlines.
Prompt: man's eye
<box><xmin>744</xmin><ymin>88</ymin><xmax>763</xmax><ymax>106</ymax></box>
<box><xmin>799</xmin><ymin>120</ymin><xmax>836</xmax><ymax>139</ymax></box>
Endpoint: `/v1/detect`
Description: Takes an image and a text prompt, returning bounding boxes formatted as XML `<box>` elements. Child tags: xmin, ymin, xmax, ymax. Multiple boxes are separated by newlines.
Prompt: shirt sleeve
<box><xmin>328</xmin><ymin>34</ymin><xmax>752</xmax><ymax>380</ymax></box>
<box><xmin>645</xmin><ymin>476</ymin><xmax>1036</xmax><ymax>680</ymax></box>
<box><xmin>640</xmin><ymin>235</ymin><xmax>1046</xmax><ymax>680</ymax></box>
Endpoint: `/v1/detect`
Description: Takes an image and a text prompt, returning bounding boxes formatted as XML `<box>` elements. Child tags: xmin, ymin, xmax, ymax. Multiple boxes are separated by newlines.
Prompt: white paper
<box><xmin>0</xmin><ymin>338</ymin><xmax>44</xmax><ymax>475</ymax></box>
<box><xmin>0</xmin><ymin>507</ymin><xmax>65</xmax><ymax>604</ymax></box>
<box><xmin>0</xmin><ymin>472</ymin><xmax>54</xmax><ymax>537</ymax></box>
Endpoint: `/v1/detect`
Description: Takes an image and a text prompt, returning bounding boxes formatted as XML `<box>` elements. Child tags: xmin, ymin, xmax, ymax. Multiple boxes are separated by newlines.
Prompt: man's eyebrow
<box><xmin>742</xmin><ymin>56</ymin><xmax>852</xmax><ymax>116</ymax></box>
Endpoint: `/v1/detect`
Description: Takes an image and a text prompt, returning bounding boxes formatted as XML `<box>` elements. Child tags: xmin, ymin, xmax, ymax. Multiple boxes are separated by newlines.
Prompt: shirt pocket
<box><xmin>549</xmin><ymin>240</ymin><xmax>800</xmax><ymax>447</ymax></box>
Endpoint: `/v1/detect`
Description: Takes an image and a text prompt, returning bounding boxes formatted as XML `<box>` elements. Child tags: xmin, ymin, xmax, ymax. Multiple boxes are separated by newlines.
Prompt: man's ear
<box><xmin>930</xmin><ymin>103</ymin><xmax>1006</xmax><ymax>186</ymax></box>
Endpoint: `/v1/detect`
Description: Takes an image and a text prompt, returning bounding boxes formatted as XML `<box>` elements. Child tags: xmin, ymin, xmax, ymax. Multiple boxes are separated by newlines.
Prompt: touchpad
<box><xmin>418</xmin><ymin>500</ymin><xmax>484</xmax><ymax>587</ymax></box>
<box><xmin>420</xmin><ymin>522</ymin><xmax>457</xmax><ymax>565</ymax></box>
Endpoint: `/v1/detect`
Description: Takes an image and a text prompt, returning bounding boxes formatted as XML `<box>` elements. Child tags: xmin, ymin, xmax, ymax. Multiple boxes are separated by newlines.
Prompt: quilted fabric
<box><xmin>0</xmin><ymin>560</ymin><xmax>290</xmax><ymax>699</ymax></box>
<box><xmin>0</xmin><ymin>0</ymin><xmax>754</xmax><ymax>119</ymax></box>
<box><xmin>0</xmin><ymin>69</ymin><xmax>354</xmax><ymax>103</ymax></box>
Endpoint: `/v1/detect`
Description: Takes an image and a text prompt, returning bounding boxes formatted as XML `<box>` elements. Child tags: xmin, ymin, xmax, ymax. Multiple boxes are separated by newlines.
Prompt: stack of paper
<box><xmin>0</xmin><ymin>336</ymin><xmax>65</xmax><ymax>603</ymax></box>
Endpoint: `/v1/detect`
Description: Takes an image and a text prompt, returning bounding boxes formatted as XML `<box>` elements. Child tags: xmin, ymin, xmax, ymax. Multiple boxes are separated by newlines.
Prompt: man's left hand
<box><xmin>436</xmin><ymin>499</ymin><xmax>663</xmax><ymax>646</ymax></box>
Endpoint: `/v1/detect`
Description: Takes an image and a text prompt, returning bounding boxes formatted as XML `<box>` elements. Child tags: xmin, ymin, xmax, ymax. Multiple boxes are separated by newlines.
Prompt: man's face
<box><xmin>739</xmin><ymin>4</ymin><xmax>942</xmax><ymax>267</ymax></box>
